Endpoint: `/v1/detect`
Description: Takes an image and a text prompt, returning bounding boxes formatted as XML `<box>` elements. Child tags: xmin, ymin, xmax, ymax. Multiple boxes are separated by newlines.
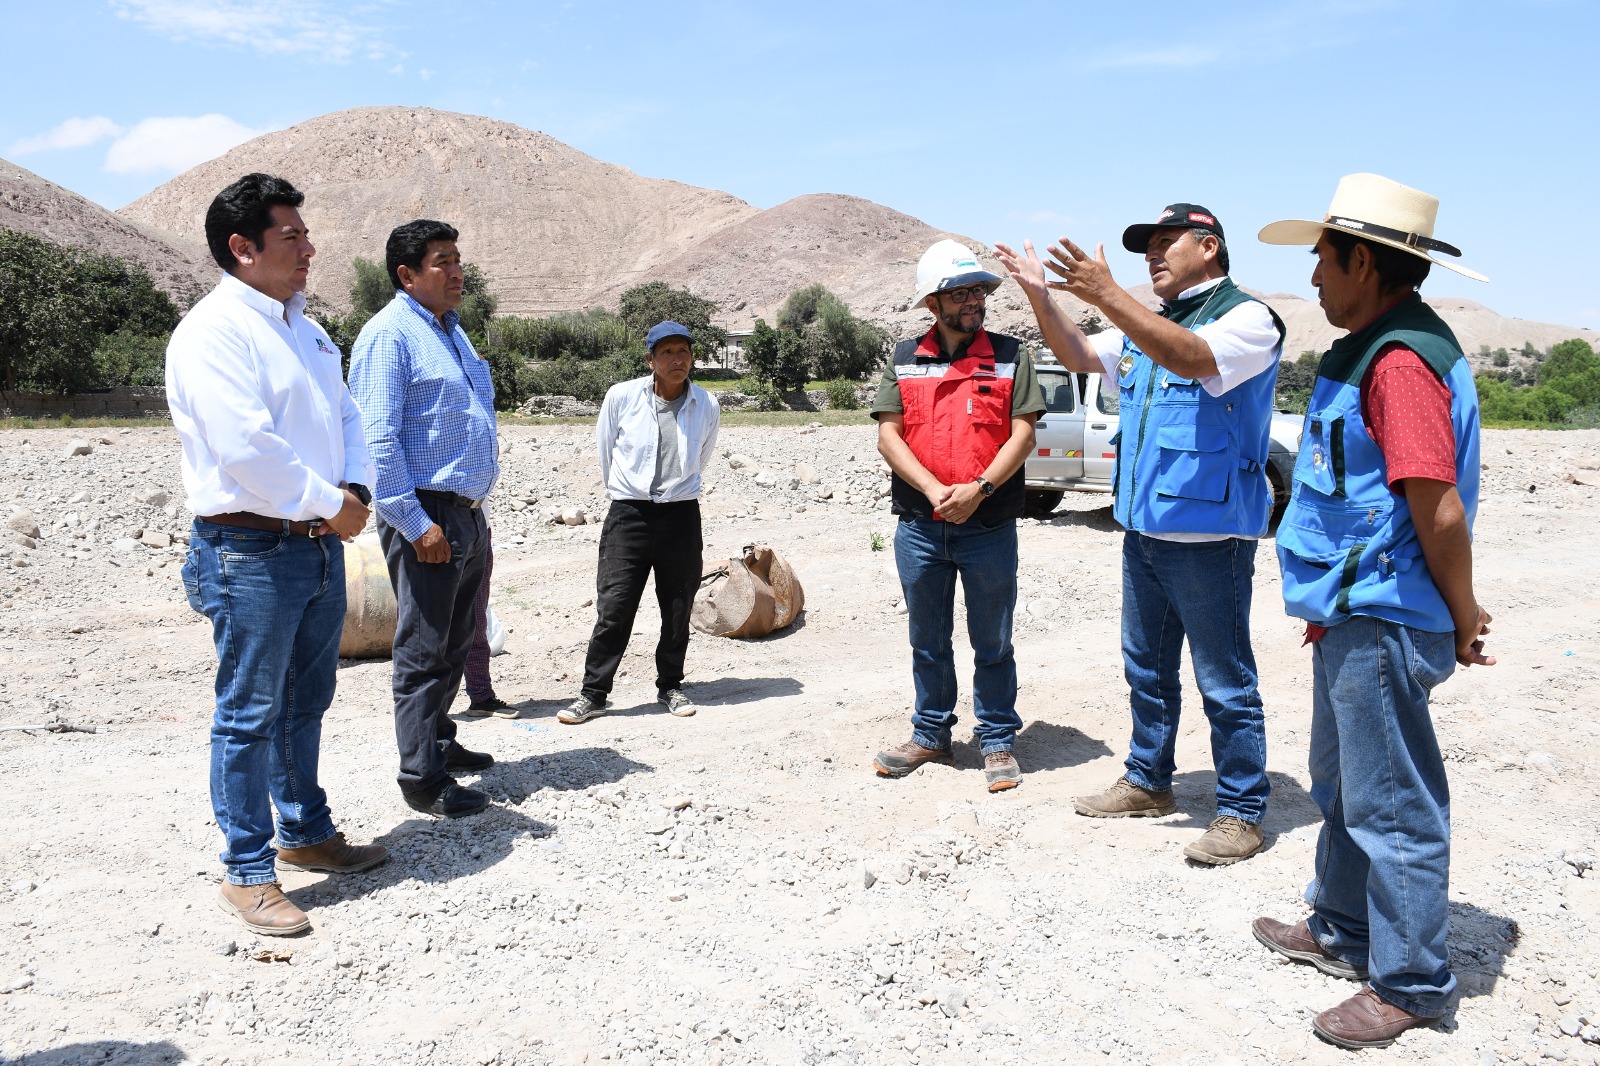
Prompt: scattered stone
<box><xmin>893</xmin><ymin>863</ymin><xmax>912</xmax><ymax>885</ymax></box>
<box><xmin>665</xmin><ymin>796</ymin><xmax>693</xmax><ymax>811</ymax></box>
<box><xmin>560</xmin><ymin>508</ymin><xmax>587</xmax><ymax>526</ymax></box>
<box><xmin>9</xmin><ymin>533</ymin><xmax>36</xmax><ymax>549</ymax></box>
<box><xmin>137</xmin><ymin>487</ymin><xmax>170</xmax><ymax>508</ymax></box>
<box><xmin>141</xmin><ymin>529</ymin><xmax>172</xmax><ymax>549</ymax></box>
<box><xmin>67</xmin><ymin>439</ymin><xmax>93</xmax><ymax>457</ymax></box>
<box><xmin>114</xmin><ymin>538</ymin><xmax>141</xmax><ymax>553</ymax></box>
<box><xmin>216</xmin><ymin>940</ymin><xmax>237</xmax><ymax>957</ymax></box>
<box><xmin>728</xmin><ymin>454</ymin><xmax>757</xmax><ymax>471</ymax></box>
<box><xmin>1561</xmin><ymin>1015</ymin><xmax>1584</xmax><ymax>1037</ymax></box>
<box><xmin>0</xmin><ymin>973</ymin><xmax>34</xmax><ymax>994</ymax></box>
<box><xmin>795</xmin><ymin>463</ymin><xmax>821</xmax><ymax>484</ymax></box>
<box><xmin>860</xmin><ymin>863</ymin><xmax>877</xmax><ymax>889</ymax></box>
<box><xmin>6</xmin><ymin>511</ymin><xmax>40</xmax><ymax>539</ymax></box>
<box><xmin>753</xmin><ymin>471</ymin><xmax>778</xmax><ymax>489</ymax></box>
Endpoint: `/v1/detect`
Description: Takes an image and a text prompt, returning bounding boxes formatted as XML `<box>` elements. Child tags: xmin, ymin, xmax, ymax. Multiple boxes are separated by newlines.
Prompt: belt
<box><xmin>200</xmin><ymin>512</ymin><xmax>327</xmax><ymax>537</ymax></box>
<box><xmin>416</xmin><ymin>488</ymin><xmax>484</xmax><ymax>510</ymax></box>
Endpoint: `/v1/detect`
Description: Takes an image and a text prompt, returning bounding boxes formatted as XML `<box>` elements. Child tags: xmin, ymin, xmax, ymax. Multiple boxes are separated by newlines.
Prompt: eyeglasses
<box><xmin>940</xmin><ymin>284</ymin><xmax>990</xmax><ymax>305</ymax></box>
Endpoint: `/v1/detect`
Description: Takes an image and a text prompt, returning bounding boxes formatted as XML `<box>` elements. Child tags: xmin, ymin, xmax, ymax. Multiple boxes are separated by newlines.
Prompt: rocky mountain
<box><xmin>0</xmin><ymin>157</ymin><xmax>210</xmax><ymax>305</ymax></box>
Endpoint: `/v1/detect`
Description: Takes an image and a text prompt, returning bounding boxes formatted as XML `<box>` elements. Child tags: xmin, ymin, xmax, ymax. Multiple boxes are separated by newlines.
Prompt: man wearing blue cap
<box><xmin>560</xmin><ymin>321</ymin><xmax>721</xmax><ymax>724</ymax></box>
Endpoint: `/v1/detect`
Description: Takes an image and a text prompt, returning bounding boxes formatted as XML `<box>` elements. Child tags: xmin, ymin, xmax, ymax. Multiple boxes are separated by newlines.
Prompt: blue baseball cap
<box><xmin>646</xmin><ymin>320</ymin><xmax>694</xmax><ymax>353</ymax></box>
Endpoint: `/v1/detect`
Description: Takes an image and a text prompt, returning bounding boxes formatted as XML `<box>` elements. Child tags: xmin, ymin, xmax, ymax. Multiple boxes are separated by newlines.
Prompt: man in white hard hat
<box><xmin>996</xmin><ymin>205</ymin><xmax>1284</xmax><ymax>865</ymax></box>
<box><xmin>869</xmin><ymin>239</ymin><xmax>1044</xmax><ymax>794</ymax></box>
<box><xmin>1250</xmin><ymin>174</ymin><xmax>1493</xmax><ymax>1051</ymax></box>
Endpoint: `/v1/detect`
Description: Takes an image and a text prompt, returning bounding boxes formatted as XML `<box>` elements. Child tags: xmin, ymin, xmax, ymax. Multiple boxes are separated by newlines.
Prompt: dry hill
<box><xmin>115</xmin><ymin>105</ymin><xmax>1590</xmax><ymax>356</ymax></box>
<box><xmin>119</xmin><ymin>107</ymin><xmax>757</xmax><ymax>317</ymax></box>
<box><xmin>0</xmin><ymin>157</ymin><xmax>210</xmax><ymax>305</ymax></box>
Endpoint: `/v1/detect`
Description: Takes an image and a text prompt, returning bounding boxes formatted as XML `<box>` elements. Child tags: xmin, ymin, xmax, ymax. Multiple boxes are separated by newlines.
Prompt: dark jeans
<box><xmin>581</xmin><ymin>499</ymin><xmax>702</xmax><ymax>701</ymax></box>
<box><xmin>465</xmin><ymin>541</ymin><xmax>496</xmax><ymax>702</ymax></box>
<box><xmin>378</xmin><ymin>494</ymin><xmax>489</xmax><ymax>794</ymax></box>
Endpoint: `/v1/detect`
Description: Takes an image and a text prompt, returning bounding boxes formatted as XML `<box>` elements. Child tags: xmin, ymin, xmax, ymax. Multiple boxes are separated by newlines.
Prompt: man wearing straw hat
<box><xmin>1251</xmin><ymin>174</ymin><xmax>1494</xmax><ymax>1050</ymax></box>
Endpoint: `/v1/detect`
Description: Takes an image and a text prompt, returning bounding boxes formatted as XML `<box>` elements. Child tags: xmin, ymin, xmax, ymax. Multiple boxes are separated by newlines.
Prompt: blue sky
<box><xmin>7</xmin><ymin>0</ymin><xmax>1597</xmax><ymax>331</ymax></box>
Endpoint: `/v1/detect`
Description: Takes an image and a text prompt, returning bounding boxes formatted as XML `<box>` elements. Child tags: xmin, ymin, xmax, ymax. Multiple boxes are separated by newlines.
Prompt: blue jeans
<box><xmin>182</xmin><ymin>521</ymin><xmax>344</xmax><ymax>885</ymax></box>
<box><xmin>1305</xmin><ymin>616</ymin><xmax>1457</xmax><ymax>1018</ymax></box>
<box><xmin>894</xmin><ymin>516</ymin><xmax>1022</xmax><ymax>755</ymax></box>
<box><xmin>1121</xmin><ymin>533</ymin><xmax>1269</xmax><ymax>823</ymax></box>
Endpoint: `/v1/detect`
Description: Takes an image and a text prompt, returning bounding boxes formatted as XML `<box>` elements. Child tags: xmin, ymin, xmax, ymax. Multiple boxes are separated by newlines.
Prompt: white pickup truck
<box><xmin>1024</xmin><ymin>361</ymin><xmax>1303</xmax><ymax>525</ymax></box>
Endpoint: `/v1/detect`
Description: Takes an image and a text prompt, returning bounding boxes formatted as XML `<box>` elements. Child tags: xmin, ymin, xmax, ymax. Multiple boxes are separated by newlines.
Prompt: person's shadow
<box><xmin>951</xmin><ymin>720</ymin><xmax>1113</xmax><ymax>772</ymax></box>
<box><xmin>1443</xmin><ymin>901</ymin><xmax>1520</xmax><ymax>1008</ymax></box>
<box><xmin>283</xmin><ymin>746</ymin><xmax>651</xmax><ymax>909</ymax></box>
<box><xmin>2</xmin><ymin>1041</ymin><xmax>185</xmax><ymax>1065</ymax></box>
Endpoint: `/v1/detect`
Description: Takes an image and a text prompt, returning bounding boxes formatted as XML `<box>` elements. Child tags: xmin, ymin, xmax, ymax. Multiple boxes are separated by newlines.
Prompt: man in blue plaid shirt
<box><xmin>349</xmin><ymin>219</ymin><xmax>501</xmax><ymax>819</ymax></box>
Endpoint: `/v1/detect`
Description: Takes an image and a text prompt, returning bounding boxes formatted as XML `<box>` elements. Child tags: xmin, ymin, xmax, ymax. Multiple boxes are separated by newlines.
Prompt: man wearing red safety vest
<box><xmin>869</xmin><ymin>240</ymin><xmax>1045</xmax><ymax>794</ymax></box>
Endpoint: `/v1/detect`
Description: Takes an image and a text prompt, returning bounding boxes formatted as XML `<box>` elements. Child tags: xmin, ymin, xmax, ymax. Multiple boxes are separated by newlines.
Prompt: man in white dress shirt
<box><xmin>996</xmin><ymin>204</ymin><xmax>1285</xmax><ymax>865</ymax></box>
<box><xmin>559</xmin><ymin>321</ymin><xmax>720</xmax><ymax>724</ymax></box>
<box><xmin>170</xmin><ymin>173</ymin><xmax>387</xmax><ymax>936</ymax></box>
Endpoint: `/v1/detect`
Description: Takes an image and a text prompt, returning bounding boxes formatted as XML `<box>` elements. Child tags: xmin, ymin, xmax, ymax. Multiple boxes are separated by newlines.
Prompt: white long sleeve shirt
<box><xmin>596</xmin><ymin>376</ymin><xmax>720</xmax><ymax>502</ymax></box>
<box><xmin>166</xmin><ymin>272</ymin><xmax>372</xmax><ymax>521</ymax></box>
<box><xmin>1089</xmin><ymin>277</ymin><xmax>1282</xmax><ymax>396</ymax></box>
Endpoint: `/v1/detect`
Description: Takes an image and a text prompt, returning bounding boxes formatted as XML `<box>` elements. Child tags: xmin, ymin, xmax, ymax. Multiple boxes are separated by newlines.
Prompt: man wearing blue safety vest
<box><xmin>996</xmin><ymin>204</ymin><xmax>1284</xmax><ymax>864</ymax></box>
<box><xmin>1251</xmin><ymin>174</ymin><xmax>1494</xmax><ymax>1051</ymax></box>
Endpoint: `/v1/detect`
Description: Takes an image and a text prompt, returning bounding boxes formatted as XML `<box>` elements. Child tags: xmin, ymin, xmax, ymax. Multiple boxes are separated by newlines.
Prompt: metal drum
<box><xmin>339</xmin><ymin>531</ymin><xmax>397</xmax><ymax>658</ymax></box>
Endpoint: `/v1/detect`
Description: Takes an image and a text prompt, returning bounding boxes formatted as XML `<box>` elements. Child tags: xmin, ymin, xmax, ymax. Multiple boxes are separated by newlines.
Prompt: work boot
<box><xmin>1074</xmin><ymin>775</ymin><xmax>1177</xmax><ymax>818</ymax></box>
<box><xmin>1312</xmin><ymin>987</ymin><xmax>1434</xmax><ymax>1050</ymax></box>
<box><xmin>983</xmin><ymin>751</ymin><xmax>1023</xmax><ymax>793</ymax></box>
<box><xmin>275</xmin><ymin>833</ymin><xmax>389</xmax><ymax>876</ymax></box>
<box><xmin>872</xmin><ymin>739</ymin><xmax>953</xmax><ymax>778</ymax></box>
<box><xmin>217</xmin><ymin>881</ymin><xmax>310</xmax><ymax>936</ymax></box>
<box><xmin>1251</xmin><ymin>917</ymin><xmax>1368</xmax><ymax>980</ymax></box>
<box><xmin>1184</xmin><ymin>816</ymin><xmax>1265</xmax><ymax>865</ymax></box>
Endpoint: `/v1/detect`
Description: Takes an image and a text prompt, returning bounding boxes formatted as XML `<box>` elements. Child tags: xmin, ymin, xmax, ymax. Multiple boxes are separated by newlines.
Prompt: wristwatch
<box><xmin>348</xmin><ymin>483</ymin><xmax>373</xmax><ymax>506</ymax></box>
<box><xmin>974</xmin><ymin>476</ymin><xmax>995</xmax><ymax>497</ymax></box>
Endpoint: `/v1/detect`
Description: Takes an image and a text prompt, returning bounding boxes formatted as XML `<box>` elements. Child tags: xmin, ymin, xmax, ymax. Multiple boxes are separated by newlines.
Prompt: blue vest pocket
<box><xmin>1153</xmin><ymin>423</ymin><xmax>1230</xmax><ymax>502</ymax></box>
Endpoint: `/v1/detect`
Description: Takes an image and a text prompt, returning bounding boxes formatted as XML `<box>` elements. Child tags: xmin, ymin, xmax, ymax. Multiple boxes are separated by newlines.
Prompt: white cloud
<box><xmin>8</xmin><ymin>116</ymin><xmax>124</xmax><ymax>156</ymax></box>
<box><xmin>103</xmin><ymin>115</ymin><xmax>266</xmax><ymax>175</ymax></box>
<box><xmin>111</xmin><ymin>0</ymin><xmax>385</xmax><ymax>62</ymax></box>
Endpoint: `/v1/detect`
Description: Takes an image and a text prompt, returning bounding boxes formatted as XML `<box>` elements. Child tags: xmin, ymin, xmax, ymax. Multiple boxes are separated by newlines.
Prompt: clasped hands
<box><xmin>926</xmin><ymin>481</ymin><xmax>984</xmax><ymax>525</ymax></box>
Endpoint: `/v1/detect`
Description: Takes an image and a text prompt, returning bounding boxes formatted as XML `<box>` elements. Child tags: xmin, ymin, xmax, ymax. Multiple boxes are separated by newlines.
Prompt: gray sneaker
<box><xmin>558</xmin><ymin>695</ymin><xmax>609</xmax><ymax>725</ymax></box>
<box><xmin>658</xmin><ymin>688</ymin><xmax>696</xmax><ymax>717</ymax></box>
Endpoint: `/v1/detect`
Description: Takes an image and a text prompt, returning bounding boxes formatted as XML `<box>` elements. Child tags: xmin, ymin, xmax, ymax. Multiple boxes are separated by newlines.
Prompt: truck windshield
<box><xmin>1038</xmin><ymin>371</ymin><xmax>1076</xmax><ymax>413</ymax></box>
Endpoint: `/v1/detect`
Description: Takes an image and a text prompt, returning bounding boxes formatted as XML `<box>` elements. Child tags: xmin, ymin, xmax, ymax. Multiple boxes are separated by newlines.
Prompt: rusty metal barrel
<box><xmin>339</xmin><ymin>531</ymin><xmax>397</xmax><ymax>658</ymax></box>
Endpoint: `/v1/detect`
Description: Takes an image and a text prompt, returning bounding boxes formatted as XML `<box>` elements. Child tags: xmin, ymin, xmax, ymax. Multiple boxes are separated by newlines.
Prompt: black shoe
<box><xmin>404</xmin><ymin>779</ymin><xmax>490</xmax><ymax>819</ymax></box>
<box><xmin>444</xmin><ymin>740</ymin><xmax>494</xmax><ymax>772</ymax></box>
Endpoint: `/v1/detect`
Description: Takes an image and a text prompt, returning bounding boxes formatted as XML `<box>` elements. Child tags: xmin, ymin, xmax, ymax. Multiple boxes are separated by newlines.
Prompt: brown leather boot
<box><xmin>275</xmin><ymin>832</ymin><xmax>389</xmax><ymax>875</ymax></box>
<box><xmin>872</xmin><ymin>739</ymin><xmax>953</xmax><ymax>778</ymax></box>
<box><xmin>1312</xmin><ymin>987</ymin><xmax>1434</xmax><ymax>1049</ymax></box>
<box><xmin>1251</xmin><ymin>917</ymin><xmax>1368</xmax><ymax>980</ymax></box>
<box><xmin>217</xmin><ymin>881</ymin><xmax>310</xmax><ymax>936</ymax></box>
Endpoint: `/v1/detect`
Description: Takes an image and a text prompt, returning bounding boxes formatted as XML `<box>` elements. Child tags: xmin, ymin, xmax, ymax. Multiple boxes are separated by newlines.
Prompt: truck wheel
<box><xmin>1026</xmin><ymin>490</ymin><xmax>1064</xmax><ymax>516</ymax></box>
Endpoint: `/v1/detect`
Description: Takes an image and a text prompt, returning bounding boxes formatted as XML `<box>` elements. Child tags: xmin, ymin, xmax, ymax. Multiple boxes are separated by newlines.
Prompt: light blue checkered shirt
<box><xmin>349</xmin><ymin>291</ymin><xmax>499</xmax><ymax>542</ymax></box>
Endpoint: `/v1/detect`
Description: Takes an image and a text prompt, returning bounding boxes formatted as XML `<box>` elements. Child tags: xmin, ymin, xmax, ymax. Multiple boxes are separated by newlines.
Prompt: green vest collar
<box><xmin>1320</xmin><ymin>294</ymin><xmax>1464</xmax><ymax>384</ymax></box>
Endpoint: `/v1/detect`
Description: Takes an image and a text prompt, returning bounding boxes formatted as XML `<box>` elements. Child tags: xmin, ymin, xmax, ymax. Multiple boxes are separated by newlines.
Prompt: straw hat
<box><xmin>1258</xmin><ymin>173</ymin><xmax>1487</xmax><ymax>282</ymax></box>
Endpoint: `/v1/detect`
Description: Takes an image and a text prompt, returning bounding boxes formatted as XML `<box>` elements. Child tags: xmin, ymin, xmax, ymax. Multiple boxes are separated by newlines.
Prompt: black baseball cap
<box><xmin>1122</xmin><ymin>203</ymin><xmax>1224</xmax><ymax>254</ymax></box>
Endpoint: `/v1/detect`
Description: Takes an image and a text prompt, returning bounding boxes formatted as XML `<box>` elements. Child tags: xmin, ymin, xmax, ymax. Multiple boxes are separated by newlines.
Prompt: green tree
<box><xmin>459</xmin><ymin>262</ymin><xmax>498</xmax><ymax>344</ymax></box>
<box><xmin>618</xmin><ymin>281</ymin><xmax>726</xmax><ymax>357</ymax></box>
<box><xmin>0</xmin><ymin>228</ymin><xmax>178</xmax><ymax>393</ymax></box>
<box><xmin>1273</xmin><ymin>351</ymin><xmax>1323</xmax><ymax>414</ymax></box>
<box><xmin>350</xmin><ymin>257</ymin><xmax>392</xmax><ymax>318</ymax></box>
<box><xmin>744</xmin><ymin>318</ymin><xmax>809</xmax><ymax>392</ymax></box>
<box><xmin>777</xmin><ymin>284</ymin><xmax>889</xmax><ymax>381</ymax></box>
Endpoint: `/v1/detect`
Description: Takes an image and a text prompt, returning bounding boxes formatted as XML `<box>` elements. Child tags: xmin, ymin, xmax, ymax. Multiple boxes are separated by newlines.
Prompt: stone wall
<box><xmin>0</xmin><ymin>387</ymin><xmax>170</xmax><ymax>420</ymax></box>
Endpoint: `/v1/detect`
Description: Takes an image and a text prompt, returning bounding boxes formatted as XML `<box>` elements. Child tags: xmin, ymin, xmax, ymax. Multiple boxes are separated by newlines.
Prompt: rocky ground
<box><xmin>2</xmin><ymin>422</ymin><xmax>1600</xmax><ymax>1066</ymax></box>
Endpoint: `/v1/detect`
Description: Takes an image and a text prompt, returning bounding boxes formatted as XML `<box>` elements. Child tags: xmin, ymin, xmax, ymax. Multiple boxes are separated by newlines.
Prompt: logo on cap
<box><xmin>1188</xmin><ymin>212</ymin><xmax>1216</xmax><ymax>226</ymax></box>
<box><xmin>1159</xmin><ymin>208</ymin><xmax>1176</xmax><ymax>221</ymax></box>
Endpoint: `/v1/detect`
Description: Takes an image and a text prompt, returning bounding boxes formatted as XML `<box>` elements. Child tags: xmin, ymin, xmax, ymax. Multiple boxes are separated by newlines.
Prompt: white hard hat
<box><xmin>912</xmin><ymin>239</ymin><xmax>1005</xmax><ymax>306</ymax></box>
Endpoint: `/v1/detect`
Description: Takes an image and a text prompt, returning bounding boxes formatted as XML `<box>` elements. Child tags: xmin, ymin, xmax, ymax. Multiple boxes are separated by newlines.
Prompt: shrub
<box><xmin>93</xmin><ymin>329</ymin><xmax>169</xmax><ymax>387</ymax></box>
<box><xmin>745</xmin><ymin>319</ymin><xmax>809</xmax><ymax>392</ymax></box>
<box><xmin>823</xmin><ymin>378</ymin><xmax>861</xmax><ymax>410</ymax></box>
<box><xmin>745</xmin><ymin>379</ymin><xmax>785</xmax><ymax>411</ymax></box>
<box><xmin>778</xmin><ymin>284</ymin><xmax>888</xmax><ymax>381</ymax></box>
<box><xmin>524</xmin><ymin>349</ymin><xmax>647</xmax><ymax>404</ymax></box>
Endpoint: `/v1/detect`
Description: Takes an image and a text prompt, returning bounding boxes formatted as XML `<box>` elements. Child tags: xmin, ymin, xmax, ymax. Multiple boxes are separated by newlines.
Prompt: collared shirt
<box><xmin>1089</xmin><ymin>277</ymin><xmax>1282</xmax><ymax>397</ymax></box>
<box><xmin>166</xmin><ymin>272</ymin><xmax>371</xmax><ymax>522</ymax></box>
<box><xmin>348</xmin><ymin>291</ymin><xmax>500</xmax><ymax>542</ymax></box>
<box><xmin>597</xmin><ymin>376</ymin><xmax>720</xmax><ymax>503</ymax></box>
